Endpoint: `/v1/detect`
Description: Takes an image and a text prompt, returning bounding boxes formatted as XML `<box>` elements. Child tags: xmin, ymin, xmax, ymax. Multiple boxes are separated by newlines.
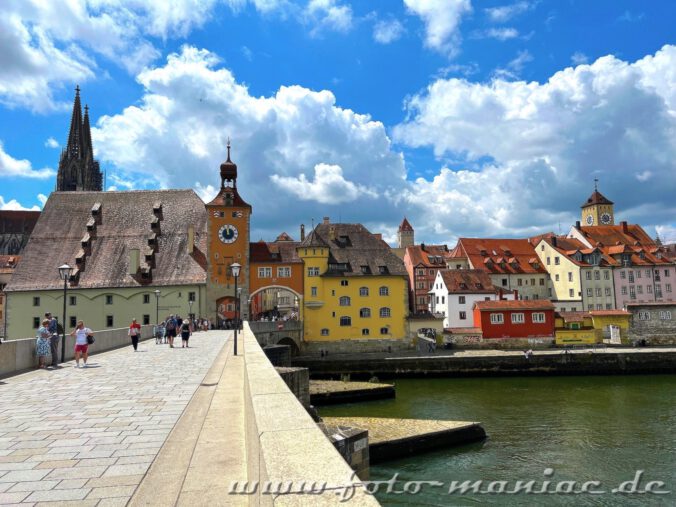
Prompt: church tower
<box><xmin>398</xmin><ymin>217</ymin><xmax>414</xmax><ymax>248</ymax></box>
<box><xmin>581</xmin><ymin>179</ymin><xmax>614</xmax><ymax>226</ymax></box>
<box><xmin>205</xmin><ymin>141</ymin><xmax>252</xmax><ymax>325</ymax></box>
<box><xmin>56</xmin><ymin>86</ymin><xmax>103</xmax><ymax>191</ymax></box>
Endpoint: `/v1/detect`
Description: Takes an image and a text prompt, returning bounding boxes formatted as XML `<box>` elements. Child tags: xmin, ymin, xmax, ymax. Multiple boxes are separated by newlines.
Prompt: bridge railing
<box><xmin>248</xmin><ymin>320</ymin><xmax>302</xmax><ymax>334</ymax></box>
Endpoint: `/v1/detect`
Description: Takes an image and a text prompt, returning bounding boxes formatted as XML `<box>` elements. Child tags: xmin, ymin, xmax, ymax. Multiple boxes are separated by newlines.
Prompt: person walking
<box><xmin>46</xmin><ymin>312</ymin><xmax>59</xmax><ymax>367</ymax></box>
<box><xmin>70</xmin><ymin>320</ymin><xmax>92</xmax><ymax>368</ymax></box>
<box><xmin>164</xmin><ymin>315</ymin><xmax>177</xmax><ymax>348</ymax></box>
<box><xmin>128</xmin><ymin>318</ymin><xmax>141</xmax><ymax>351</ymax></box>
<box><xmin>180</xmin><ymin>318</ymin><xmax>192</xmax><ymax>348</ymax></box>
<box><xmin>36</xmin><ymin>319</ymin><xmax>51</xmax><ymax>369</ymax></box>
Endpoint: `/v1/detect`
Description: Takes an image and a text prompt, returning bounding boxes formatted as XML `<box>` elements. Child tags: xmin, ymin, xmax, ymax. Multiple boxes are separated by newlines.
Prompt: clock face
<box><xmin>600</xmin><ymin>213</ymin><xmax>612</xmax><ymax>225</ymax></box>
<box><xmin>586</xmin><ymin>214</ymin><xmax>594</xmax><ymax>225</ymax></box>
<box><xmin>218</xmin><ymin>224</ymin><xmax>238</xmax><ymax>244</ymax></box>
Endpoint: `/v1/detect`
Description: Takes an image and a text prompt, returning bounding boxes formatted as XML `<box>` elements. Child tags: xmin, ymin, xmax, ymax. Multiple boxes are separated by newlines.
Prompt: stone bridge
<box><xmin>248</xmin><ymin>320</ymin><xmax>303</xmax><ymax>355</ymax></box>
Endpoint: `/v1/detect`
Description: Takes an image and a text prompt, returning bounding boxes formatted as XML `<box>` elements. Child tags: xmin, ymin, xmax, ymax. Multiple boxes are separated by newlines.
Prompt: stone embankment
<box><xmin>310</xmin><ymin>380</ymin><xmax>395</xmax><ymax>405</ymax></box>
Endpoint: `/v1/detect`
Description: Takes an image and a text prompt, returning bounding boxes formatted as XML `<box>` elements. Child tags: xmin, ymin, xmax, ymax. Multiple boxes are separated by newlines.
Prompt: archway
<box><xmin>248</xmin><ymin>285</ymin><xmax>302</xmax><ymax>322</ymax></box>
<box><xmin>277</xmin><ymin>336</ymin><xmax>300</xmax><ymax>356</ymax></box>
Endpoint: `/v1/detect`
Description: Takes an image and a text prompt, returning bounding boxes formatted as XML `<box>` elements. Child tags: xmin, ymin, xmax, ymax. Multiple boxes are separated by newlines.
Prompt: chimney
<box><xmin>575</xmin><ymin>221</ymin><xmax>581</xmax><ymax>229</ymax></box>
<box><xmin>129</xmin><ymin>249</ymin><xmax>140</xmax><ymax>274</ymax></box>
<box><xmin>323</xmin><ymin>217</ymin><xmax>330</xmax><ymax>225</ymax></box>
<box><xmin>551</xmin><ymin>237</ymin><xmax>557</xmax><ymax>247</ymax></box>
<box><xmin>329</xmin><ymin>226</ymin><xmax>336</xmax><ymax>241</ymax></box>
<box><xmin>374</xmin><ymin>233</ymin><xmax>382</xmax><ymax>241</ymax></box>
<box><xmin>187</xmin><ymin>225</ymin><xmax>194</xmax><ymax>254</ymax></box>
<box><xmin>300</xmin><ymin>224</ymin><xmax>305</xmax><ymax>241</ymax></box>
<box><xmin>621</xmin><ymin>221</ymin><xmax>628</xmax><ymax>233</ymax></box>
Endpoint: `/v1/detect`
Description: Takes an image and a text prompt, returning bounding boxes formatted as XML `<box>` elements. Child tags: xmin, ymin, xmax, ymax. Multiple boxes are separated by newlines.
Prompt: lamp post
<box><xmin>188</xmin><ymin>298</ymin><xmax>194</xmax><ymax>321</ymax></box>
<box><xmin>154</xmin><ymin>290</ymin><xmax>161</xmax><ymax>325</ymax></box>
<box><xmin>58</xmin><ymin>264</ymin><xmax>73</xmax><ymax>363</ymax></box>
<box><xmin>231</xmin><ymin>263</ymin><xmax>241</xmax><ymax>356</ymax></box>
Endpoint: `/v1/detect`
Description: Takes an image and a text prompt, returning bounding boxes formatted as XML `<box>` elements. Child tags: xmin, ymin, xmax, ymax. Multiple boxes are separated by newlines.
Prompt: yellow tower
<box><xmin>581</xmin><ymin>179</ymin><xmax>614</xmax><ymax>226</ymax></box>
<box><xmin>205</xmin><ymin>141</ymin><xmax>252</xmax><ymax>325</ymax></box>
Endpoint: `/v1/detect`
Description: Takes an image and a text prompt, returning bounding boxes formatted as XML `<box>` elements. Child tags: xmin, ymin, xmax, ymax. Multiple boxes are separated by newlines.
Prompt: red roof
<box><xmin>249</xmin><ymin>241</ymin><xmax>302</xmax><ymax>263</ymax></box>
<box><xmin>439</xmin><ymin>269</ymin><xmax>497</xmax><ymax>294</ymax></box>
<box><xmin>581</xmin><ymin>190</ymin><xmax>613</xmax><ymax>208</ymax></box>
<box><xmin>474</xmin><ymin>299</ymin><xmax>555</xmax><ymax>311</ymax></box>
<box><xmin>275</xmin><ymin>232</ymin><xmax>294</xmax><ymax>242</ymax></box>
<box><xmin>405</xmin><ymin>244</ymin><xmax>449</xmax><ymax>268</ymax></box>
<box><xmin>579</xmin><ymin>223</ymin><xmax>655</xmax><ymax>248</ymax></box>
<box><xmin>556</xmin><ymin>311</ymin><xmax>588</xmax><ymax>322</ymax></box>
<box><xmin>451</xmin><ymin>238</ymin><xmax>548</xmax><ymax>274</ymax></box>
<box><xmin>398</xmin><ymin>217</ymin><xmax>413</xmax><ymax>232</ymax></box>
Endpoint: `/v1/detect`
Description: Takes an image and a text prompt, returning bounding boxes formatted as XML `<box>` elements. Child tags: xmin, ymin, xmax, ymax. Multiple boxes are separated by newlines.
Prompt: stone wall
<box><xmin>275</xmin><ymin>366</ymin><xmax>310</xmax><ymax>409</ymax></box>
<box><xmin>628</xmin><ymin>303</ymin><xmax>676</xmax><ymax>345</ymax></box>
<box><xmin>301</xmin><ymin>338</ymin><xmax>414</xmax><ymax>357</ymax></box>
<box><xmin>445</xmin><ymin>335</ymin><xmax>555</xmax><ymax>349</ymax></box>
<box><xmin>0</xmin><ymin>325</ymin><xmax>153</xmax><ymax>378</ymax></box>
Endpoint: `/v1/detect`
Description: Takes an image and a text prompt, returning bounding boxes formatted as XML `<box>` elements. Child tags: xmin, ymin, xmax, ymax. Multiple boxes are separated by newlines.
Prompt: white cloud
<box><xmin>571</xmin><ymin>52</ymin><xmax>589</xmax><ymax>65</ymax></box>
<box><xmin>271</xmin><ymin>163</ymin><xmax>376</xmax><ymax>204</ymax></box>
<box><xmin>45</xmin><ymin>137</ymin><xmax>60</xmax><ymax>149</ymax></box>
<box><xmin>0</xmin><ymin>141</ymin><xmax>56</xmax><ymax>179</ymax></box>
<box><xmin>0</xmin><ymin>196</ymin><xmax>41</xmax><ymax>211</ymax></box>
<box><xmin>485</xmin><ymin>1</ymin><xmax>535</xmax><ymax>23</ymax></box>
<box><xmin>656</xmin><ymin>225</ymin><xmax>676</xmax><ymax>244</ymax></box>
<box><xmin>373</xmin><ymin>18</ymin><xmax>405</xmax><ymax>44</ymax></box>
<box><xmin>393</xmin><ymin>45</ymin><xmax>676</xmax><ymax>239</ymax></box>
<box><xmin>493</xmin><ymin>49</ymin><xmax>533</xmax><ymax>79</ymax></box>
<box><xmin>404</xmin><ymin>0</ymin><xmax>472</xmax><ymax>57</ymax></box>
<box><xmin>93</xmin><ymin>45</ymin><xmax>404</xmax><ymax>237</ymax></box>
<box><xmin>37</xmin><ymin>193</ymin><xmax>48</xmax><ymax>207</ymax></box>
<box><xmin>305</xmin><ymin>0</ymin><xmax>353</xmax><ymax>37</ymax></box>
<box><xmin>471</xmin><ymin>27</ymin><xmax>520</xmax><ymax>41</ymax></box>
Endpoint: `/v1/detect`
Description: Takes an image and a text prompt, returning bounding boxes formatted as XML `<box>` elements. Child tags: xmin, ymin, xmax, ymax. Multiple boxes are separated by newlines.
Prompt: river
<box><xmin>319</xmin><ymin>374</ymin><xmax>676</xmax><ymax>506</ymax></box>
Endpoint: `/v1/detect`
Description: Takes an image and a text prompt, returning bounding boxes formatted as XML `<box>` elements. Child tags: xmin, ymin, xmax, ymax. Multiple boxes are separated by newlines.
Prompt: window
<box><xmin>143</xmin><ymin>315</ymin><xmax>150</xmax><ymax>325</ymax></box>
<box><xmin>586</xmin><ymin>288</ymin><xmax>593</xmax><ymax>297</ymax></box>
<box><xmin>490</xmin><ymin>313</ymin><xmax>504</xmax><ymax>324</ymax></box>
<box><xmin>604</xmin><ymin>271</ymin><xmax>610</xmax><ymax>280</ymax></box>
<box><xmin>539</xmin><ymin>279</ymin><xmax>545</xmax><ymax>286</ymax></box>
<box><xmin>646</xmin><ymin>269</ymin><xmax>651</xmax><ymax>277</ymax></box>
<box><xmin>416</xmin><ymin>281</ymin><xmax>426</xmax><ymax>289</ymax></box>
<box><xmin>339</xmin><ymin>296</ymin><xmax>351</xmax><ymax>306</ymax></box>
<box><xmin>568</xmin><ymin>272</ymin><xmax>573</xmax><ymax>282</ymax></box>
<box><xmin>70</xmin><ymin>316</ymin><xmax>77</xmax><ymax>328</ymax></box>
<box><xmin>606</xmin><ymin>304</ymin><xmax>612</xmax><ymax>309</ymax></box>
<box><xmin>517</xmin><ymin>279</ymin><xmax>523</xmax><ymax>287</ymax></box>
<box><xmin>502</xmin><ymin>278</ymin><xmax>508</xmax><ymax>286</ymax></box>
<box><xmin>441</xmin><ymin>296</ymin><xmax>445</xmax><ymax>304</ymax></box>
<box><xmin>665</xmin><ymin>270</ymin><xmax>671</xmax><ymax>277</ymax></box>
<box><xmin>629</xmin><ymin>286</ymin><xmax>636</xmax><ymax>299</ymax></box>
<box><xmin>594</xmin><ymin>271</ymin><xmax>600</xmax><ymax>280</ymax></box>
<box><xmin>596</xmin><ymin>304</ymin><xmax>602</xmax><ymax>310</ymax></box>
<box><xmin>620</xmin><ymin>271</ymin><xmax>626</xmax><ymax>279</ymax></box>
<box><xmin>33</xmin><ymin>297</ymin><xmax>40</xmax><ymax>307</ymax></box>
<box><xmin>459</xmin><ymin>296</ymin><xmax>466</xmax><ymax>304</ymax></box>
<box><xmin>548</xmin><ymin>288</ymin><xmax>552</xmax><ymax>297</ymax></box>
<box><xmin>106</xmin><ymin>315</ymin><xmax>114</xmax><ymax>327</ymax></box>
<box><xmin>637</xmin><ymin>285</ymin><xmax>643</xmax><ymax>294</ymax></box>
<box><xmin>532</xmin><ymin>312</ymin><xmax>546</xmax><ymax>323</ymax></box>
<box><xmin>69</xmin><ymin>296</ymin><xmax>77</xmax><ymax>306</ymax></box>
<box><xmin>359</xmin><ymin>287</ymin><xmax>369</xmax><ymax>296</ymax></box>
<box><xmin>628</xmin><ymin>271</ymin><xmax>634</xmax><ymax>283</ymax></box>
<box><xmin>360</xmin><ymin>308</ymin><xmax>371</xmax><ymax>318</ymax></box>
<box><xmin>339</xmin><ymin>317</ymin><xmax>351</xmax><ymax>327</ymax></box>
<box><xmin>188</xmin><ymin>291</ymin><xmax>196</xmax><ymax>302</ymax></box>
<box><xmin>379</xmin><ymin>286</ymin><xmax>389</xmax><ymax>296</ymax></box>
<box><xmin>362</xmin><ymin>328</ymin><xmax>370</xmax><ymax>336</ymax></box>
<box><xmin>656</xmin><ymin>285</ymin><xmax>663</xmax><ymax>298</ymax></box>
<box><xmin>637</xmin><ymin>270</ymin><xmax>642</xmax><ymax>279</ymax></box>
<box><xmin>596</xmin><ymin>288</ymin><xmax>602</xmax><ymax>297</ymax></box>
<box><xmin>647</xmin><ymin>285</ymin><xmax>653</xmax><ymax>294</ymax></box>
<box><xmin>621</xmin><ymin>287</ymin><xmax>627</xmax><ymax>295</ymax></box>
<box><xmin>541</xmin><ymin>244</ymin><xmax>545</xmax><ymax>251</ymax></box>
<box><xmin>569</xmin><ymin>289</ymin><xmax>574</xmax><ymax>297</ymax></box>
<box><xmin>321</xmin><ymin>328</ymin><xmax>329</xmax><ymax>336</ymax></box>
<box><xmin>311</xmin><ymin>287</ymin><xmax>317</xmax><ymax>297</ymax></box>
<box><xmin>585</xmin><ymin>272</ymin><xmax>592</xmax><ymax>280</ymax></box>
<box><xmin>555</xmin><ymin>274</ymin><xmax>560</xmax><ymax>282</ymax></box>
<box><xmin>417</xmin><ymin>269</ymin><xmax>425</xmax><ymax>276</ymax></box>
<box><xmin>511</xmin><ymin>313</ymin><xmax>525</xmax><ymax>324</ymax></box>
<box><xmin>331</xmin><ymin>290</ymin><xmax>335</xmax><ymax>296</ymax></box>
<box><xmin>380</xmin><ymin>307</ymin><xmax>391</xmax><ymax>318</ymax></box>
<box><xmin>341</xmin><ymin>280</ymin><xmax>349</xmax><ymax>286</ymax></box>
<box><xmin>531</xmin><ymin>279</ymin><xmax>535</xmax><ymax>286</ymax></box>
<box><xmin>666</xmin><ymin>284</ymin><xmax>672</xmax><ymax>293</ymax></box>
<box><xmin>33</xmin><ymin>317</ymin><xmax>40</xmax><ymax>329</ymax></box>
<box><xmin>308</xmin><ymin>267</ymin><xmax>320</xmax><ymax>277</ymax></box>
<box><xmin>380</xmin><ymin>327</ymin><xmax>389</xmax><ymax>335</ymax></box>
<box><xmin>277</xmin><ymin>267</ymin><xmax>291</xmax><ymax>278</ymax></box>
<box><xmin>659</xmin><ymin>311</ymin><xmax>672</xmax><ymax>320</ymax></box>
<box><xmin>588</xmin><ymin>304</ymin><xmax>593</xmax><ymax>310</ymax></box>
<box><xmin>555</xmin><ymin>257</ymin><xmax>560</xmax><ymax>265</ymax></box>
<box><xmin>143</xmin><ymin>294</ymin><xmax>150</xmax><ymax>304</ymax></box>
<box><xmin>105</xmin><ymin>295</ymin><xmax>113</xmax><ymax>305</ymax></box>
<box><xmin>459</xmin><ymin>311</ymin><xmax>467</xmax><ymax>320</ymax></box>
<box><xmin>605</xmin><ymin>287</ymin><xmax>612</xmax><ymax>296</ymax></box>
<box><xmin>546</xmin><ymin>257</ymin><xmax>551</xmax><ymax>265</ymax></box>
<box><xmin>638</xmin><ymin>311</ymin><xmax>650</xmax><ymax>321</ymax></box>
<box><xmin>258</xmin><ymin>267</ymin><xmax>272</xmax><ymax>278</ymax></box>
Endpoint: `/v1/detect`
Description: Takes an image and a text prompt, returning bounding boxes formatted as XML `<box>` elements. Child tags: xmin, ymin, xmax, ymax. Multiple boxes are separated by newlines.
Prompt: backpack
<box><xmin>165</xmin><ymin>319</ymin><xmax>176</xmax><ymax>331</ymax></box>
<box><xmin>181</xmin><ymin>322</ymin><xmax>190</xmax><ymax>333</ymax></box>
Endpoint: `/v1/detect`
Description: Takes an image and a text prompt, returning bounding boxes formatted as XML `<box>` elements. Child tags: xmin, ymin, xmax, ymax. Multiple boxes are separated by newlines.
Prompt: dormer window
<box><xmin>459</xmin><ymin>283</ymin><xmax>467</xmax><ymax>290</ymax></box>
<box><xmin>475</xmin><ymin>283</ymin><xmax>483</xmax><ymax>289</ymax></box>
<box><xmin>91</xmin><ymin>202</ymin><xmax>102</xmax><ymax>216</ymax></box>
<box><xmin>378</xmin><ymin>266</ymin><xmax>388</xmax><ymax>275</ymax></box>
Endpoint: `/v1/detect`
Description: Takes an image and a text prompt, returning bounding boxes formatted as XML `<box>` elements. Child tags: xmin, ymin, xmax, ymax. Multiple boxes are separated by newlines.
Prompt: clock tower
<box><xmin>581</xmin><ymin>180</ymin><xmax>614</xmax><ymax>227</ymax></box>
<box><xmin>205</xmin><ymin>141</ymin><xmax>252</xmax><ymax>326</ymax></box>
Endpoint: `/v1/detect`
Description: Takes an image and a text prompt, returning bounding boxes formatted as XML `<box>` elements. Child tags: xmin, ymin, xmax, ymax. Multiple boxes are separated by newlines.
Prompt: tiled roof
<box><xmin>299</xmin><ymin>227</ymin><xmax>329</xmax><ymax>248</ymax></box>
<box><xmin>439</xmin><ymin>269</ymin><xmax>497</xmax><ymax>294</ymax></box>
<box><xmin>589</xmin><ymin>310</ymin><xmax>630</xmax><ymax>316</ymax></box>
<box><xmin>5</xmin><ymin>190</ymin><xmax>208</xmax><ymax>291</ymax></box>
<box><xmin>444</xmin><ymin>327</ymin><xmax>482</xmax><ymax>334</ymax></box>
<box><xmin>578</xmin><ymin>223</ymin><xmax>655</xmax><ymax>248</ymax></box>
<box><xmin>399</xmin><ymin>217</ymin><xmax>413</xmax><ymax>232</ymax></box>
<box><xmin>250</xmin><ymin>240</ymin><xmax>302</xmax><ymax>263</ymax></box>
<box><xmin>275</xmin><ymin>232</ymin><xmax>294</xmax><ymax>242</ymax></box>
<box><xmin>405</xmin><ymin>244</ymin><xmax>449</xmax><ymax>268</ymax></box>
<box><xmin>581</xmin><ymin>190</ymin><xmax>613</xmax><ymax>208</ymax></box>
<box><xmin>0</xmin><ymin>210</ymin><xmax>41</xmax><ymax>234</ymax></box>
<box><xmin>626</xmin><ymin>301</ymin><xmax>676</xmax><ymax>307</ymax></box>
<box><xmin>311</xmin><ymin>223</ymin><xmax>407</xmax><ymax>277</ymax></box>
<box><xmin>556</xmin><ymin>311</ymin><xmax>588</xmax><ymax>322</ymax></box>
<box><xmin>206</xmin><ymin>185</ymin><xmax>251</xmax><ymax>208</ymax></box>
<box><xmin>474</xmin><ymin>299</ymin><xmax>555</xmax><ymax>311</ymax></box>
<box><xmin>451</xmin><ymin>238</ymin><xmax>548</xmax><ymax>274</ymax></box>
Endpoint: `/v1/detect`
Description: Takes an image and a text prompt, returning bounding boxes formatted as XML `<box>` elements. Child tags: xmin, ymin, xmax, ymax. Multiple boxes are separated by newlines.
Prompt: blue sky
<box><xmin>1</xmin><ymin>0</ymin><xmax>675</xmax><ymax>245</ymax></box>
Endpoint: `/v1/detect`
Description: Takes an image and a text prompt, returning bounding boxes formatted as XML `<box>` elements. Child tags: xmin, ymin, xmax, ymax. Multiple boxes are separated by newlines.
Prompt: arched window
<box><xmin>380</xmin><ymin>307</ymin><xmax>391</xmax><ymax>318</ymax></box>
<box><xmin>340</xmin><ymin>316</ymin><xmax>351</xmax><ymax>327</ymax></box>
<box><xmin>380</xmin><ymin>327</ymin><xmax>389</xmax><ymax>335</ymax></box>
<box><xmin>339</xmin><ymin>296</ymin><xmax>351</xmax><ymax>306</ymax></box>
<box><xmin>362</xmin><ymin>329</ymin><xmax>370</xmax><ymax>336</ymax></box>
<box><xmin>360</xmin><ymin>308</ymin><xmax>371</xmax><ymax>318</ymax></box>
<box><xmin>359</xmin><ymin>287</ymin><xmax>369</xmax><ymax>296</ymax></box>
<box><xmin>379</xmin><ymin>286</ymin><xmax>389</xmax><ymax>296</ymax></box>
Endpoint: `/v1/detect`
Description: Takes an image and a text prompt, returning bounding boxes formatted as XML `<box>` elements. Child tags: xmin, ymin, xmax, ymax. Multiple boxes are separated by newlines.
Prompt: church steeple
<box><xmin>57</xmin><ymin>86</ymin><xmax>103</xmax><ymax>192</ymax></box>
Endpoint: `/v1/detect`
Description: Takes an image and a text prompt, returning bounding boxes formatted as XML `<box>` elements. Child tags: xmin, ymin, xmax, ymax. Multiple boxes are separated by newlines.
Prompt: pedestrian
<box><xmin>180</xmin><ymin>318</ymin><xmax>192</xmax><ymax>348</ymax></box>
<box><xmin>128</xmin><ymin>318</ymin><xmax>141</xmax><ymax>351</ymax></box>
<box><xmin>46</xmin><ymin>312</ymin><xmax>59</xmax><ymax>366</ymax></box>
<box><xmin>165</xmin><ymin>314</ymin><xmax>177</xmax><ymax>348</ymax></box>
<box><xmin>36</xmin><ymin>319</ymin><xmax>51</xmax><ymax>369</ymax></box>
<box><xmin>70</xmin><ymin>320</ymin><xmax>92</xmax><ymax>368</ymax></box>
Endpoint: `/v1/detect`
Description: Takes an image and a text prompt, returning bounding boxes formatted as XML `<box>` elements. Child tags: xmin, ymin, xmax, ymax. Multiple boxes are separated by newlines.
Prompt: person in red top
<box><xmin>128</xmin><ymin>318</ymin><xmax>142</xmax><ymax>351</ymax></box>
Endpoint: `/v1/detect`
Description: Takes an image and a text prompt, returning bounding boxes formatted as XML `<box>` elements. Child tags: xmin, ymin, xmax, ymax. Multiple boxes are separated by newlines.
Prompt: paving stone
<box><xmin>8</xmin><ymin>480</ymin><xmax>60</xmax><ymax>492</ymax></box>
<box><xmin>45</xmin><ymin>465</ymin><xmax>109</xmax><ymax>480</ymax></box>
<box><xmin>85</xmin><ymin>474</ymin><xmax>145</xmax><ymax>488</ymax></box>
<box><xmin>54</xmin><ymin>479</ymin><xmax>88</xmax><ymax>489</ymax></box>
<box><xmin>35</xmin><ymin>459</ymin><xmax>79</xmax><ymax>469</ymax></box>
<box><xmin>0</xmin><ymin>491</ymin><xmax>30</xmax><ymax>503</ymax></box>
<box><xmin>102</xmin><ymin>463</ymin><xmax>150</xmax><ymax>477</ymax></box>
<box><xmin>0</xmin><ymin>469</ymin><xmax>50</xmax><ymax>483</ymax></box>
<box><xmin>25</xmin><ymin>487</ymin><xmax>91</xmax><ymax>502</ymax></box>
<box><xmin>86</xmin><ymin>485</ymin><xmax>137</xmax><ymax>499</ymax></box>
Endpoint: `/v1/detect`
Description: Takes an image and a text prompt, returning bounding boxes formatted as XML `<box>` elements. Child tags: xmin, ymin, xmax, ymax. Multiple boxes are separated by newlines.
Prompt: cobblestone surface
<box><xmin>0</xmin><ymin>331</ymin><xmax>229</xmax><ymax>505</ymax></box>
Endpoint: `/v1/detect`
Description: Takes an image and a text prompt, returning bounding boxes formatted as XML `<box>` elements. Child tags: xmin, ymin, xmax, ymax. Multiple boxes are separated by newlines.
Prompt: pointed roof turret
<box><xmin>82</xmin><ymin>104</ymin><xmax>93</xmax><ymax>157</ymax></box>
<box><xmin>219</xmin><ymin>137</ymin><xmax>238</xmax><ymax>188</ymax></box>
<box><xmin>399</xmin><ymin>217</ymin><xmax>413</xmax><ymax>232</ymax></box>
<box><xmin>65</xmin><ymin>85</ymin><xmax>83</xmax><ymax>160</ymax></box>
<box><xmin>581</xmin><ymin>179</ymin><xmax>613</xmax><ymax>208</ymax></box>
<box><xmin>300</xmin><ymin>227</ymin><xmax>329</xmax><ymax>248</ymax></box>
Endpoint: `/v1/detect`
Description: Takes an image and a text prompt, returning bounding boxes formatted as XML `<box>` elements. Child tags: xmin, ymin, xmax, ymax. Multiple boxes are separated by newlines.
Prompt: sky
<box><xmin>1</xmin><ymin>0</ymin><xmax>675</xmax><ymax>246</ymax></box>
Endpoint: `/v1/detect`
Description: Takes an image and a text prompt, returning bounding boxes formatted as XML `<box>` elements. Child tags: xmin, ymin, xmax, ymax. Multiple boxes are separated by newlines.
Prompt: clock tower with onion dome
<box><xmin>581</xmin><ymin>179</ymin><xmax>614</xmax><ymax>227</ymax></box>
<box><xmin>205</xmin><ymin>141</ymin><xmax>252</xmax><ymax>326</ymax></box>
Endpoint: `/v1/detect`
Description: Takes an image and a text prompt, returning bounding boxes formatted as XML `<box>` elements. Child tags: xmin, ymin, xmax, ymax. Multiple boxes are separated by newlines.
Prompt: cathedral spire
<box><xmin>82</xmin><ymin>104</ymin><xmax>93</xmax><ymax>158</ymax></box>
<box><xmin>65</xmin><ymin>85</ymin><xmax>83</xmax><ymax>160</ymax></box>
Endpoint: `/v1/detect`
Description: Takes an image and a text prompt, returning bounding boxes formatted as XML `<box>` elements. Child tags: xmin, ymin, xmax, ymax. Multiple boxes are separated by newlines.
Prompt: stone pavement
<box><xmin>0</xmin><ymin>331</ymin><xmax>229</xmax><ymax>506</ymax></box>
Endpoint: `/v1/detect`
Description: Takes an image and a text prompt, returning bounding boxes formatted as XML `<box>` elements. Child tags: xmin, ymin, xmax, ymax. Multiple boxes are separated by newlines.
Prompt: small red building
<box><xmin>473</xmin><ymin>299</ymin><xmax>556</xmax><ymax>339</ymax></box>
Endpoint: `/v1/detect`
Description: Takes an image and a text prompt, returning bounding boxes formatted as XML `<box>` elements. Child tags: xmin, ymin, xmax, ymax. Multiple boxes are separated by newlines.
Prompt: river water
<box><xmin>319</xmin><ymin>374</ymin><xmax>676</xmax><ymax>506</ymax></box>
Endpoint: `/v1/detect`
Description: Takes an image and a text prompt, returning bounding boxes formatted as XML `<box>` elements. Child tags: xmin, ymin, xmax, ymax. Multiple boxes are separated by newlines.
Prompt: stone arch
<box><xmin>277</xmin><ymin>336</ymin><xmax>300</xmax><ymax>356</ymax></box>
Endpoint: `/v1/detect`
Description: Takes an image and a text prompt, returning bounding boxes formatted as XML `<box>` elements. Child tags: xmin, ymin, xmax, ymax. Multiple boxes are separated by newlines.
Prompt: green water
<box><xmin>319</xmin><ymin>375</ymin><xmax>676</xmax><ymax>506</ymax></box>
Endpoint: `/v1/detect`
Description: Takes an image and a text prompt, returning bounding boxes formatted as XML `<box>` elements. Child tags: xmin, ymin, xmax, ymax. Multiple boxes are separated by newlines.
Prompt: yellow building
<box><xmin>580</xmin><ymin>183</ymin><xmax>615</xmax><ymax>226</ymax></box>
<box><xmin>554</xmin><ymin>310</ymin><xmax>630</xmax><ymax>346</ymax></box>
<box><xmin>298</xmin><ymin>221</ymin><xmax>409</xmax><ymax>342</ymax></box>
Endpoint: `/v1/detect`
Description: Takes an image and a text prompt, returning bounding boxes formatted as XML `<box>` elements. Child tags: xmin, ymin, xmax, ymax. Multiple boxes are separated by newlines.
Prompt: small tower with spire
<box><xmin>581</xmin><ymin>179</ymin><xmax>614</xmax><ymax>226</ymax></box>
<box><xmin>398</xmin><ymin>217</ymin><xmax>414</xmax><ymax>248</ymax></box>
<box><xmin>56</xmin><ymin>86</ymin><xmax>103</xmax><ymax>192</ymax></box>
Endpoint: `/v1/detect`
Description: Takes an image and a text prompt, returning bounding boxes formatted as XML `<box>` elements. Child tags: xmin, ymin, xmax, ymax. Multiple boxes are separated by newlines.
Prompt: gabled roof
<box><xmin>451</xmin><ymin>238</ymin><xmax>547</xmax><ymax>274</ymax></box>
<box><xmin>398</xmin><ymin>217</ymin><xmax>413</xmax><ymax>232</ymax></box>
<box><xmin>299</xmin><ymin>227</ymin><xmax>329</xmax><ymax>248</ymax></box>
<box><xmin>405</xmin><ymin>244</ymin><xmax>449</xmax><ymax>268</ymax></box>
<box><xmin>275</xmin><ymin>232</ymin><xmax>294</xmax><ymax>242</ymax></box>
<box><xmin>474</xmin><ymin>299</ymin><xmax>555</xmax><ymax>311</ymax></box>
<box><xmin>581</xmin><ymin>190</ymin><xmax>613</xmax><ymax>208</ymax></box>
<box><xmin>556</xmin><ymin>311</ymin><xmax>589</xmax><ymax>322</ymax></box>
<box><xmin>250</xmin><ymin>240</ymin><xmax>302</xmax><ymax>263</ymax></box>
<box><xmin>6</xmin><ymin>190</ymin><xmax>208</xmax><ymax>292</ymax></box>
<box><xmin>438</xmin><ymin>269</ymin><xmax>496</xmax><ymax>294</ymax></box>
<box><xmin>578</xmin><ymin>223</ymin><xmax>655</xmax><ymax>248</ymax></box>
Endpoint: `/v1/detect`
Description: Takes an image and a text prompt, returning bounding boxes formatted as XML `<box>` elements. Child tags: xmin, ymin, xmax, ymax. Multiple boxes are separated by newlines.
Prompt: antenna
<box><xmin>558</xmin><ymin>222</ymin><xmax>561</xmax><ymax>234</ymax></box>
<box><xmin>594</xmin><ymin>177</ymin><xmax>599</xmax><ymax>192</ymax></box>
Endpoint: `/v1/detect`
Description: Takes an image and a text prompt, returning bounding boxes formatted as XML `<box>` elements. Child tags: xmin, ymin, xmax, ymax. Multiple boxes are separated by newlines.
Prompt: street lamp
<box><xmin>154</xmin><ymin>290</ymin><xmax>161</xmax><ymax>325</ymax></box>
<box><xmin>231</xmin><ymin>262</ymin><xmax>241</xmax><ymax>356</ymax></box>
<box><xmin>58</xmin><ymin>264</ymin><xmax>73</xmax><ymax>363</ymax></box>
<box><xmin>188</xmin><ymin>298</ymin><xmax>194</xmax><ymax>320</ymax></box>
